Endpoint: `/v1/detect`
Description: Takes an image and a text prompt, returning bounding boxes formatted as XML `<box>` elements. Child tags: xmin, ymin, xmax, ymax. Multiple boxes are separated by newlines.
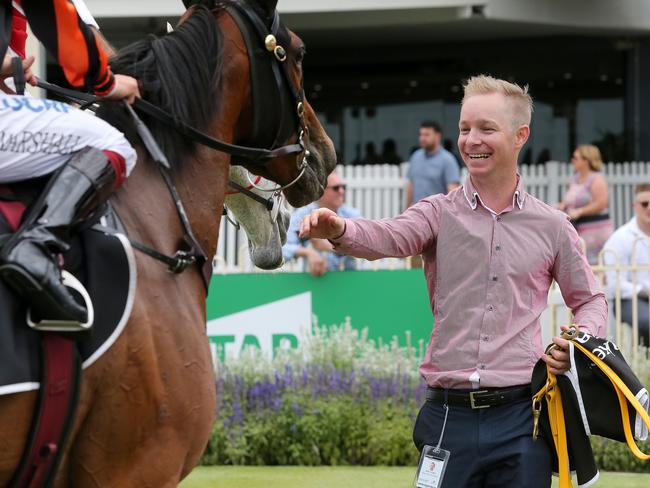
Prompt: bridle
<box><xmin>32</xmin><ymin>1</ymin><xmax>314</xmax><ymax>292</ymax></box>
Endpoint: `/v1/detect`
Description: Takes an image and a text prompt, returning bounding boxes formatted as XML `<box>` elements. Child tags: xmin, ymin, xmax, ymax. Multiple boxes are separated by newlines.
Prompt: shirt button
<box><xmin>496</xmin><ymin>217</ymin><xmax>502</xmax><ymax>222</ymax></box>
<box><xmin>495</xmin><ymin>245</ymin><xmax>501</xmax><ymax>251</ymax></box>
<box><xmin>481</xmin><ymin>335</ymin><xmax>489</xmax><ymax>342</ymax></box>
<box><xmin>479</xmin><ymin>364</ymin><xmax>486</xmax><ymax>370</ymax></box>
<box><xmin>492</xmin><ymin>276</ymin><xmax>498</xmax><ymax>282</ymax></box>
<box><xmin>487</xmin><ymin>305</ymin><xmax>494</xmax><ymax>311</ymax></box>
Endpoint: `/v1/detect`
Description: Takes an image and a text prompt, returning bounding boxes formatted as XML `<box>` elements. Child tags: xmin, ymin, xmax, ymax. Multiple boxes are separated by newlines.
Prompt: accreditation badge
<box><xmin>413</xmin><ymin>445</ymin><xmax>450</xmax><ymax>488</ymax></box>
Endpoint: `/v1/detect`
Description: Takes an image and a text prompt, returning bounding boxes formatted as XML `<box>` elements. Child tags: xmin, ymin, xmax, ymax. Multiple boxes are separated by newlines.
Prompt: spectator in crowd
<box><xmin>603</xmin><ymin>183</ymin><xmax>650</xmax><ymax>344</ymax></box>
<box><xmin>361</xmin><ymin>142</ymin><xmax>381</xmax><ymax>165</ymax></box>
<box><xmin>443</xmin><ymin>137</ymin><xmax>464</xmax><ymax>169</ymax></box>
<box><xmin>381</xmin><ymin>138</ymin><xmax>403</xmax><ymax>165</ymax></box>
<box><xmin>283</xmin><ymin>171</ymin><xmax>361</xmax><ymax>276</ymax></box>
<box><xmin>406</xmin><ymin>120</ymin><xmax>460</xmax><ymax>208</ymax></box>
<box><xmin>299</xmin><ymin>75</ymin><xmax>606</xmax><ymax>487</ymax></box>
<box><xmin>556</xmin><ymin>144</ymin><xmax>614</xmax><ymax>264</ymax></box>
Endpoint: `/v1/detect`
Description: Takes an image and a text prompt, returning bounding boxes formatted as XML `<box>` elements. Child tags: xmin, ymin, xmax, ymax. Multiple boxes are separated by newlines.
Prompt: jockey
<box><xmin>0</xmin><ymin>0</ymin><xmax>139</xmax><ymax>323</ymax></box>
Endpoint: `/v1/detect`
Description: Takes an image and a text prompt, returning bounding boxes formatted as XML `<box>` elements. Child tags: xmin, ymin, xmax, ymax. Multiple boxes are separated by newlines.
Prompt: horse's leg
<box><xmin>56</xmin><ymin>282</ymin><xmax>216</xmax><ymax>487</ymax></box>
<box><xmin>0</xmin><ymin>392</ymin><xmax>37</xmax><ymax>486</ymax></box>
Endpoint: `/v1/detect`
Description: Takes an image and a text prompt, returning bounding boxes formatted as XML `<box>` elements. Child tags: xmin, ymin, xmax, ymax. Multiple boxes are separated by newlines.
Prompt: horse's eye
<box><xmin>295</xmin><ymin>49</ymin><xmax>306</xmax><ymax>64</ymax></box>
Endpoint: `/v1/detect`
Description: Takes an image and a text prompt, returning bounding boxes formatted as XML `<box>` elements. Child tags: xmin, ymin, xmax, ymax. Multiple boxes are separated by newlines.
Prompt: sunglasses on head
<box><xmin>328</xmin><ymin>184</ymin><xmax>347</xmax><ymax>192</ymax></box>
<box><xmin>637</xmin><ymin>200</ymin><xmax>650</xmax><ymax>209</ymax></box>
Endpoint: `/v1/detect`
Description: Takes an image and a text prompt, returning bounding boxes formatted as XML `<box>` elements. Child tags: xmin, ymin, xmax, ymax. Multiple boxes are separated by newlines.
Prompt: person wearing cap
<box><xmin>299</xmin><ymin>75</ymin><xmax>606</xmax><ymax>487</ymax></box>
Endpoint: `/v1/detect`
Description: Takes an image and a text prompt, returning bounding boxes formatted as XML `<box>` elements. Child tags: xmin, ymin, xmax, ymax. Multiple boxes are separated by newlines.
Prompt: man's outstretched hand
<box><xmin>299</xmin><ymin>208</ymin><xmax>346</xmax><ymax>240</ymax></box>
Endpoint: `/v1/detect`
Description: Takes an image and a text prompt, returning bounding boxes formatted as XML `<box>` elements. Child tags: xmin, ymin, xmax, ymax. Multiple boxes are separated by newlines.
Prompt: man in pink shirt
<box><xmin>300</xmin><ymin>75</ymin><xmax>607</xmax><ymax>487</ymax></box>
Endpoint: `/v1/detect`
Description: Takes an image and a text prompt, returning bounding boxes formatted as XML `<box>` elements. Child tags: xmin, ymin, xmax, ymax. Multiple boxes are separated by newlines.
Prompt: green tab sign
<box><xmin>206</xmin><ymin>270</ymin><xmax>433</xmax><ymax>362</ymax></box>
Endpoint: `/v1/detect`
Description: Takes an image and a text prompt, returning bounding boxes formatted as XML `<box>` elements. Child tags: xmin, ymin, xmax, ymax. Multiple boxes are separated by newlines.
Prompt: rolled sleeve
<box><xmin>553</xmin><ymin>218</ymin><xmax>607</xmax><ymax>336</ymax></box>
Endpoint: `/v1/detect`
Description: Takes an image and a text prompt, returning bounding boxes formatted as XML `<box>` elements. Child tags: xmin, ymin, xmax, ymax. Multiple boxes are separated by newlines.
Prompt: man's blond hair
<box><xmin>462</xmin><ymin>75</ymin><xmax>533</xmax><ymax>127</ymax></box>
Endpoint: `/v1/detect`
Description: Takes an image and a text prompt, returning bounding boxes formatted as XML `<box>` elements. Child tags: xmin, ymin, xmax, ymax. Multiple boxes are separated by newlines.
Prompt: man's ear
<box><xmin>514</xmin><ymin>124</ymin><xmax>530</xmax><ymax>149</ymax></box>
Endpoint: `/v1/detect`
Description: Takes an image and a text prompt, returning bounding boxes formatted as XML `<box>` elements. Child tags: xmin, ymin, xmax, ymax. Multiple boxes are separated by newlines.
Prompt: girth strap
<box><xmin>11</xmin><ymin>333</ymin><xmax>81</xmax><ymax>488</ymax></box>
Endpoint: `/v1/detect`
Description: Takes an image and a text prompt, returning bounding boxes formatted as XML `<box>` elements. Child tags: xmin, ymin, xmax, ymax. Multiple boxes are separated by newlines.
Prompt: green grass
<box><xmin>180</xmin><ymin>466</ymin><xmax>650</xmax><ymax>487</ymax></box>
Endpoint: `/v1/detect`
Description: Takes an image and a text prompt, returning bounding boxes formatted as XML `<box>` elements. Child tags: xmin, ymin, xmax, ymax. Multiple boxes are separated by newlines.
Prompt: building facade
<box><xmin>49</xmin><ymin>1</ymin><xmax>650</xmax><ymax>164</ymax></box>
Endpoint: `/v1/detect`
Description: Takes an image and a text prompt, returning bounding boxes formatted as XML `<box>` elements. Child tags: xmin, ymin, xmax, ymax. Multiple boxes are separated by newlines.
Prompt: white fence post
<box><xmin>546</xmin><ymin>160</ymin><xmax>560</xmax><ymax>206</ymax></box>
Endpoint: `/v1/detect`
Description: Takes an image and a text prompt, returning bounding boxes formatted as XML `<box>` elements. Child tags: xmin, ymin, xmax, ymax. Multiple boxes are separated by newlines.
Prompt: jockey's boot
<box><xmin>0</xmin><ymin>147</ymin><xmax>122</xmax><ymax>323</ymax></box>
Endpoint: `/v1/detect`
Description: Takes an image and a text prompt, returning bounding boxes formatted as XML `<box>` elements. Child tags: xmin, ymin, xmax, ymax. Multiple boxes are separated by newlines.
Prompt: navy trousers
<box><xmin>413</xmin><ymin>398</ymin><xmax>552</xmax><ymax>487</ymax></box>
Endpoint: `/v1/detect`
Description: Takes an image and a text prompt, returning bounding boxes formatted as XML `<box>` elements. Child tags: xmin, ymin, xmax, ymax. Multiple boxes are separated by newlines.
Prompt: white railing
<box><xmin>215</xmin><ymin>160</ymin><xmax>650</xmax><ymax>273</ymax></box>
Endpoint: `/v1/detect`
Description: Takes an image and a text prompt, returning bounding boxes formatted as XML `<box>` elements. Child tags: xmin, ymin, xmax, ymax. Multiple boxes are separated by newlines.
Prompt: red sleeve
<box><xmin>19</xmin><ymin>0</ymin><xmax>116</xmax><ymax>95</ymax></box>
<box><xmin>9</xmin><ymin>3</ymin><xmax>27</xmax><ymax>58</ymax></box>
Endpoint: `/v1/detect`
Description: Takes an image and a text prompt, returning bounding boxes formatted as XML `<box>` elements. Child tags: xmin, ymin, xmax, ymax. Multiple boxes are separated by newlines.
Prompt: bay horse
<box><xmin>0</xmin><ymin>1</ymin><xmax>336</xmax><ymax>486</ymax></box>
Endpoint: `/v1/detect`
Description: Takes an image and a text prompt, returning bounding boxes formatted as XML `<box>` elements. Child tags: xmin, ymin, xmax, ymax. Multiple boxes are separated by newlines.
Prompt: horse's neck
<box><xmin>112</xmin><ymin>147</ymin><xmax>229</xmax><ymax>275</ymax></box>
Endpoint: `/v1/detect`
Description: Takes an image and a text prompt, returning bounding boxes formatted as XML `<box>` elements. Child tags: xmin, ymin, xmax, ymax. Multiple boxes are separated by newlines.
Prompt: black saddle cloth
<box><xmin>0</xmin><ymin>207</ymin><xmax>135</xmax><ymax>395</ymax></box>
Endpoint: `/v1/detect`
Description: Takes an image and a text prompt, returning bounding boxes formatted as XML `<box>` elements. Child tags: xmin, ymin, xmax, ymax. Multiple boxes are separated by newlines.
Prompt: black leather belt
<box><xmin>426</xmin><ymin>384</ymin><xmax>531</xmax><ymax>409</ymax></box>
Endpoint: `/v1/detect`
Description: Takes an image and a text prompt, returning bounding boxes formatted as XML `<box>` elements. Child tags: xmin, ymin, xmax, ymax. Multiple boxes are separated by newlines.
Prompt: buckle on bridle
<box><xmin>469</xmin><ymin>390</ymin><xmax>490</xmax><ymax>409</ymax></box>
<box><xmin>168</xmin><ymin>250</ymin><xmax>197</xmax><ymax>274</ymax></box>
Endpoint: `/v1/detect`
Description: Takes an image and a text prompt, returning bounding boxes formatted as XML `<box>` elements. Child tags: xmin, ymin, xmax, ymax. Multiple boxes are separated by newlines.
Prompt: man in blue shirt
<box><xmin>406</xmin><ymin>120</ymin><xmax>460</xmax><ymax>207</ymax></box>
<box><xmin>283</xmin><ymin>171</ymin><xmax>361</xmax><ymax>276</ymax></box>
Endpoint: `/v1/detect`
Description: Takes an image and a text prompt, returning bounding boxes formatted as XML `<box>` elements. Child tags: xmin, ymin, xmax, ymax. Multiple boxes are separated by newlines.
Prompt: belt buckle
<box><xmin>469</xmin><ymin>390</ymin><xmax>490</xmax><ymax>409</ymax></box>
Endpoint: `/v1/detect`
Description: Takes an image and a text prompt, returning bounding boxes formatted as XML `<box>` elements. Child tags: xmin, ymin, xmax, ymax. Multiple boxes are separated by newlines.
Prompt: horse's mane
<box><xmin>97</xmin><ymin>5</ymin><xmax>224</xmax><ymax>168</ymax></box>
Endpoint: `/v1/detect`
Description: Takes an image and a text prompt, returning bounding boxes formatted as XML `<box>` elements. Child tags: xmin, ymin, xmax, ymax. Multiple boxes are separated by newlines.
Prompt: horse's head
<box><xmin>225</xmin><ymin>166</ymin><xmax>290</xmax><ymax>270</ymax></box>
<box><xmin>219</xmin><ymin>0</ymin><xmax>337</xmax><ymax>207</ymax></box>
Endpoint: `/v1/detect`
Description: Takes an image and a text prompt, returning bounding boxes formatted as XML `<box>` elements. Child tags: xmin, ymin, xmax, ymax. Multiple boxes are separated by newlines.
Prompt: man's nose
<box><xmin>465</xmin><ymin>129</ymin><xmax>482</xmax><ymax>145</ymax></box>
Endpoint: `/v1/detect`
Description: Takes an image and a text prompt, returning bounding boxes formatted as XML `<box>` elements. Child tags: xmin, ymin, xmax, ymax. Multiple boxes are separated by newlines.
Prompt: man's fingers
<box><xmin>299</xmin><ymin>216</ymin><xmax>310</xmax><ymax>238</ymax></box>
<box><xmin>541</xmin><ymin>354</ymin><xmax>566</xmax><ymax>371</ymax></box>
<box><xmin>311</xmin><ymin>210</ymin><xmax>321</xmax><ymax>228</ymax></box>
<box><xmin>22</xmin><ymin>55</ymin><xmax>35</xmax><ymax>70</ymax></box>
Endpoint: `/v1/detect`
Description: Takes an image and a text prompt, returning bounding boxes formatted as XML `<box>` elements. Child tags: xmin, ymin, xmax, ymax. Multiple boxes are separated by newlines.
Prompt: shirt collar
<box><xmin>463</xmin><ymin>174</ymin><xmax>526</xmax><ymax>211</ymax></box>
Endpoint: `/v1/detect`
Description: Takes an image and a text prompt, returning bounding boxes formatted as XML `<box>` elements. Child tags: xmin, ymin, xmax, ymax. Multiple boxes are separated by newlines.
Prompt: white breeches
<box><xmin>0</xmin><ymin>93</ymin><xmax>136</xmax><ymax>183</ymax></box>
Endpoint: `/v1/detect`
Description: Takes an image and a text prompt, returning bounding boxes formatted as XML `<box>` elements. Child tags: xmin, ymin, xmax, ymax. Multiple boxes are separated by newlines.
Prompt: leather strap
<box><xmin>12</xmin><ymin>56</ymin><xmax>25</xmax><ymax>96</ymax></box>
<box><xmin>12</xmin><ymin>333</ymin><xmax>81</xmax><ymax>488</ymax></box>
<box><xmin>426</xmin><ymin>385</ymin><xmax>530</xmax><ymax>409</ymax></box>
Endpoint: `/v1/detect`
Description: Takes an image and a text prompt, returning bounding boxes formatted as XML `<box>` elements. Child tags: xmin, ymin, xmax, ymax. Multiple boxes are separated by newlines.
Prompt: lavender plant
<box><xmin>204</xmin><ymin>317</ymin><xmax>427</xmax><ymax>466</ymax></box>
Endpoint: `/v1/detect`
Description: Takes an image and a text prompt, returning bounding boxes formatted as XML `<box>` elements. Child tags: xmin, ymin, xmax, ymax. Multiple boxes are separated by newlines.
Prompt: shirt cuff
<box><xmin>328</xmin><ymin>220</ymin><xmax>355</xmax><ymax>248</ymax></box>
<box><xmin>94</xmin><ymin>73</ymin><xmax>116</xmax><ymax>97</ymax></box>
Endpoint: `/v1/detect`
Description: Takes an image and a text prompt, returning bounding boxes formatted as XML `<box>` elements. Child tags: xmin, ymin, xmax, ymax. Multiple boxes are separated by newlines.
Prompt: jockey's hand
<box><xmin>299</xmin><ymin>208</ymin><xmax>345</xmax><ymax>240</ymax></box>
<box><xmin>105</xmin><ymin>74</ymin><xmax>141</xmax><ymax>104</ymax></box>
<box><xmin>0</xmin><ymin>55</ymin><xmax>36</xmax><ymax>93</ymax></box>
<box><xmin>541</xmin><ymin>325</ymin><xmax>572</xmax><ymax>375</ymax></box>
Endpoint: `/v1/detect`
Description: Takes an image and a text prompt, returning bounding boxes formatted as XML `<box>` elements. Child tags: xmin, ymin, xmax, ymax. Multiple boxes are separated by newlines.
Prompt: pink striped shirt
<box><xmin>331</xmin><ymin>176</ymin><xmax>607</xmax><ymax>389</ymax></box>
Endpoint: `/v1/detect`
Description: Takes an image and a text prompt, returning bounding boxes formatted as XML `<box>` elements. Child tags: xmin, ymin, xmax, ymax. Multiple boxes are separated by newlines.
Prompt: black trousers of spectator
<box><xmin>620</xmin><ymin>298</ymin><xmax>650</xmax><ymax>345</ymax></box>
<box><xmin>413</xmin><ymin>398</ymin><xmax>552</xmax><ymax>488</ymax></box>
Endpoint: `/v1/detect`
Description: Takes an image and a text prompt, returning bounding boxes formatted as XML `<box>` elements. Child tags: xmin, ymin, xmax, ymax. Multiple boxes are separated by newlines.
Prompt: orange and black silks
<box><xmin>0</xmin><ymin>0</ymin><xmax>114</xmax><ymax>95</ymax></box>
<box><xmin>531</xmin><ymin>326</ymin><xmax>650</xmax><ymax>488</ymax></box>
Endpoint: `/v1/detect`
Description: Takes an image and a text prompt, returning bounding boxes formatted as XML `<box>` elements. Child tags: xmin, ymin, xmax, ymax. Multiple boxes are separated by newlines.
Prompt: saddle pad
<box><xmin>0</xmin><ymin>220</ymin><xmax>136</xmax><ymax>396</ymax></box>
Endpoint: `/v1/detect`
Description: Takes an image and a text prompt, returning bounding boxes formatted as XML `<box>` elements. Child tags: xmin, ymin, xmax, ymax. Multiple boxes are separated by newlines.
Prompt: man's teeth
<box><xmin>469</xmin><ymin>154</ymin><xmax>491</xmax><ymax>159</ymax></box>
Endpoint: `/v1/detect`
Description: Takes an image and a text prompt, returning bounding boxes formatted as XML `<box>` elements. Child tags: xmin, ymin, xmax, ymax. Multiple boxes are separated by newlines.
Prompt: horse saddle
<box><xmin>0</xmin><ymin>185</ymin><xmax>136</xmax><ymax>396</ymax></box>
